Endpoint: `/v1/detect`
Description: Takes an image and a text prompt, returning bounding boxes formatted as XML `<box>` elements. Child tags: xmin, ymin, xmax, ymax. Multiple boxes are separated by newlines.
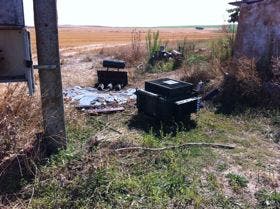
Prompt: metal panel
<box><xmin>0</xmin><ymin>28</ymin><xmax>34</xmax><ymax>94</ymax></box>
<box><xmin>145</xmin><ymin>78</ymin><xmax>193</xmax><ymax>101</ymax></box>
<box><xmin>97</xmin><ymin>70</ymin><xmax>128</xmax><ymax>87</ymax></box>
<box><xmin>103</xmin><ymin>60</ymin><xmax>126</xmax><ymax>69</ymax></box>
<box><xmin>136</xmin><ymin>79</ymin><xmax>201</xmax><ymax>121</ymax></box>
<box><xmin>0</xmin><ymin>0</ymin><xmax>24</xmax><ymax>27</ymax></box>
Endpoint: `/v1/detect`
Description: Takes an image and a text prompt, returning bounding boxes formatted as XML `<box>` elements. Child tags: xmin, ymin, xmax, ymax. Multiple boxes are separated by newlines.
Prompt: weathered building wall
<box><xmin>234</xmin><ymin>0</ymin><xmax>280</xmax><ymax>79</ymax></box>
<box><xmin>0</xmin><ymin>0</ymin><xmax>24</xmax><ymax>26</ymax></box>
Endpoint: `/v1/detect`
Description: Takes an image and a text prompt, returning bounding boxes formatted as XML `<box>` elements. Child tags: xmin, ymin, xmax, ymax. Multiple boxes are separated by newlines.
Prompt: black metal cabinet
<box><xmin>137</xmin><ymin>79</ymin><xmax>201</xmax><ymax>121</ymax></box>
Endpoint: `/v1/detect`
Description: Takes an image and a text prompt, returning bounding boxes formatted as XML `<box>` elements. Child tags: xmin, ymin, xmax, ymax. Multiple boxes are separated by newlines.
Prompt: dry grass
<box><xmin>0</xmin><ymin>83</ymin><xmax>42</xmax><ymax>161</ymax></box>
<box><xmin>179</xmin><ymin>39</ymin><xmax>225</xmax><ymax>91</ymax></box>
<box><xmin>98</xmin><ymin>34</ymin><xmax>147</xmax><ymax>67</ymax></box>
<box><xmin>215</xmin><ymin>58</ymin><xmax>265</xmax><ymax>112</ymax></box>
<box><xmin>178</xmin><ymin>34</ymin><xmax>279</xmax><ymax>112</ymax></box>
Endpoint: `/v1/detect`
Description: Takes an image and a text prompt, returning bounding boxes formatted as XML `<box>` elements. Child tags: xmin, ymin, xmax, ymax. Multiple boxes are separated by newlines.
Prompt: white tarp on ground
<box><xmin>64</xmin><ymin>86</ymin><xmax>137</xmax><ymax>107</ymax></box>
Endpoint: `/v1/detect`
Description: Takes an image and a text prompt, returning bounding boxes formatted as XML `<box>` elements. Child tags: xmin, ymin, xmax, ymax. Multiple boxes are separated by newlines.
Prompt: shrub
<box><xmin>145</xmin><ymin>60</ymin><xmax>175</xmax><ymax>73</ymax></box>
<box><xmin>181</xmin><ymin>64</ymin><xmax>215</xmax><ymax>86</ymax></box>
<box><xmin>177</xmin><ymin>39</ymin><xmax>196</xmax><ymax>58</ymax></box>
<box><xmin>97</xmin><ymin>30</ymin><xmax>147</xmax><ymax>67</ymax></box>
<box><xmin>226</xmin><ymin>173</ymin><xmax>248</xmax><ymax>192</ymax></box>
<box><xmin>145</xmin><ymin>30</ymin><xmax>179</xmax><ymax>73</ymax></box>
<box><xmin>187</xmin><ymin>54</ymin><xmax>208</xmax><ymax>66</ymax></box>
<box><xmin>97</xmin><ymin>45</ymin><xmax>146</xmax><ymax>68</ymax></box>
<box><xmin>215</xmin><ymin>58</ymin><xmax>264</xmax><ymax>113</ymax></box>
<box><xmin>210</xmin><ymin>36</ymin><xmax>234</xmax><ymax>63</ymax></box>
<box><xmin>146</xmin><ymin>30</ymin><xmax>161</xmax><ymax>59</ymax></box>
<box><xmin>130</xmin><ymin>29</ymin><xmax>144</xmax><ymax>64</ymax></box>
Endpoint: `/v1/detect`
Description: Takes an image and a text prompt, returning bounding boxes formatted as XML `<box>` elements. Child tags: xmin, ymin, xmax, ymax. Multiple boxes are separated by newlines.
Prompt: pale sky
<box><xmin>23</xmin><ymin>0</ymin><xmax>234</xmax><ymax>27</ymax></box>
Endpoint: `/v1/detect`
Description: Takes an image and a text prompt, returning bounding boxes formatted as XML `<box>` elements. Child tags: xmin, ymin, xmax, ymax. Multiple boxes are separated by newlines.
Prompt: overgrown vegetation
<box><xmin>180</xmin><ymin>29</ymin><xmax>279</xmax><ymax>113</ymax></box>
<box><xmin>145</xmin><ymin>30</ymin><xmax>182</xmax><ymax>73</ymax></box>
<box><xmin>0</xmin><ymin>83</ymin><xmax>42</xmax><ymax>160</ymax></box>
<box><xmin>216</xmin><ymin>58</ymin><xmax>263</xmax><ymax>113</ymax></box>
<box><xmin>146</xmin><ymin>30</ymin><xmax>161</xmax><ymax>59</ymax></box>
<box><xmin>1</xmin><ymin>26</ymin><xmax>279</xmax><ymax>209</ymax></box>
<box><xmin>255</xmin><ymin>189</ymin><xmax>280</xmax><ymax>208</ymax></box>
<box><xmin>98</xmin><ymin>29</ymin><xmax>146</xmax><ymax>67</ymax></box>
<box><xmin>2</xmin><ymin>107</ymin><xmax>277</xmax><ymax>208</ymax></box>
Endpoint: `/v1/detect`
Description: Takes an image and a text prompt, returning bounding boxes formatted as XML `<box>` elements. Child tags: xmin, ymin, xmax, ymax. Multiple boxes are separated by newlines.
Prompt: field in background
<box><xmin>29</xmin><ymin>26</ymin><xmax>224</xmax><ymax>52</ymax></box>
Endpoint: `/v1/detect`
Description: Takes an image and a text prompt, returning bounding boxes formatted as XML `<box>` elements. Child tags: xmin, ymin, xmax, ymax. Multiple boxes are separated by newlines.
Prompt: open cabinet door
<box><xmin>0</xmin><ymin>28</ymin><xmax>34</xmax><ymax>95</ymax></box>
<box><xmin>0</xmin><ymin>0</ymin><xmax>34</xmax><ymax>95</ymax></box>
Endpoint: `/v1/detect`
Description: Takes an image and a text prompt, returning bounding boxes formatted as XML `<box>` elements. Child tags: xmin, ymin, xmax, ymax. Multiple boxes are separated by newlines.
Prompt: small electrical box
<box><xmin>0</xmin><ymin>0</ymin><xmax>34</xmax><ymax>95</ymax></box>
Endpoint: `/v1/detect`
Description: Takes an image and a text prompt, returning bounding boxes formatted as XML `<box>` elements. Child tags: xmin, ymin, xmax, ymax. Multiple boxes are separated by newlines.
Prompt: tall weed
<box><xmin>0</xmin><ymin>83</ymin><xmax>42</xmax><ymax>159</ymax></box>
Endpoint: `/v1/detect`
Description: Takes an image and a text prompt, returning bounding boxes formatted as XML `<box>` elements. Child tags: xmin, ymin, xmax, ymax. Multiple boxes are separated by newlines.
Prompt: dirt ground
<box><xmin>29</xmin><ymin>26</ymin><xmax>223</xmax><ymax>87</ymax></box>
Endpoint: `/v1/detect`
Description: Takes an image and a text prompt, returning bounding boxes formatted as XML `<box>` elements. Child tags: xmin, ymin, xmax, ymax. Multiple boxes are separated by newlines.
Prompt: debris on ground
<box><xmin>87</xmin><ymin>107</ymin><xmax>125</xmax><ymax>115</ymax></box>
<box><xmin>64</xmin><ymin>86</ymin><xmax>137</xmax><ymax>114</ymax></box>
<box><xmin>149</xmin><ymin>45</ymin><xmax>183</xmax><ymax>66</ymax></box>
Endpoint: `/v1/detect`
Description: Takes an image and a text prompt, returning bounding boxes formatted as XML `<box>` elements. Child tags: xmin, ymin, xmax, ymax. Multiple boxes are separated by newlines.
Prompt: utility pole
<box><xmin>33</xmin><ymin>0</ymin><xmax>66</xmax><ymax>153</ymax></box>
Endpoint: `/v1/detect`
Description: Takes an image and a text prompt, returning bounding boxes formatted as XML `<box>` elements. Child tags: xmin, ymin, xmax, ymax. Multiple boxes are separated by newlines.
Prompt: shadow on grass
<box><xmin>127</xmin><ymin>113</ymin><xmax>197</xmax><ymax>137</ymax></box>
<box><xmin>214</xmin><ymin>103</ymin><xmax>249</xmax><ymax>115</ymax></box>
<box><xmin>0</xmin><ymin>134</ymin><xmax>57</xmax><ymax>196</ymax></box>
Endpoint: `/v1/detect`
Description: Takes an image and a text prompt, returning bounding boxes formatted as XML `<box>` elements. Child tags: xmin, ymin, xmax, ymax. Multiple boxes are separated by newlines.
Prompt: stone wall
<box><xmin>234</xmin><ymin>0</ymin><xmax>280</xmax><ymax>79</ymax></box>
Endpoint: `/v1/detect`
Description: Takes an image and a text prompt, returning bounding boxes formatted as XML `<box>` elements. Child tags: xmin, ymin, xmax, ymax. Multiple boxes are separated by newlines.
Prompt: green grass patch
<box><xmin>23</xmin><ymin>108</ymin><xmax>276</xmax><ymax>208</ymax></box>
<box><xmin>226</xmin><ymin>173</ymin><xmax>248</xmax><ymax>192</ymax></box>
<box><xmin>187</xmin><ymin>54</ymin><xmax>208</xmax><ymax>66</ymax></box>
<box><xmin>255</xmin><ymin>189</ymin><xmax>280</xmax><ymax>208</ymax></box>
<box><xmin>145</xmin><ymin>60</ymin><xmax>175</xmax><ymax>73</ymax></box>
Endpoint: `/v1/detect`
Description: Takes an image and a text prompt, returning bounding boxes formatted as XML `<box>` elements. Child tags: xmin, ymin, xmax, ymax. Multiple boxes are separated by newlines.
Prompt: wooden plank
<box><xmin>86</xmin><ymin>107</ymin><xmax>125</xmax><ymax>115</ymax></box>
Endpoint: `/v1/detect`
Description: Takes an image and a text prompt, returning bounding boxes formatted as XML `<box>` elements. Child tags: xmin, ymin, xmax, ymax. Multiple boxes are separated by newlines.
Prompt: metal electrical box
<box><xmin>0</xmin><ymin>0</ymin><xmax>34</xmax><ymax>95</ymax></box>
<box><xmin>136</xmin><ymin>79</ymin><xmax>201</xmax><ymax>121</ymax></box>
<box><xmin>0</xmin><ymin>0</ymin><xmax>25</xmax><ymax>27</ymax></box>
<box><xmin>96</xmin><ymin>60</ymin><xmax>128</xmax><ymax>90</ymax></box>
<box><xmin>0</xmin><ymin>29</ymin><xmax>34</xmax><ymax>94</ymax></box>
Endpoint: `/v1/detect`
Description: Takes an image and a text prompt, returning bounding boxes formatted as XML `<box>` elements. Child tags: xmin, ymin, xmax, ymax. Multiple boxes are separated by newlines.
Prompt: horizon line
<box><xmin>26</xmin><ymin>24</ymin><xmax>236</xmax><ymax>28</ymax></box>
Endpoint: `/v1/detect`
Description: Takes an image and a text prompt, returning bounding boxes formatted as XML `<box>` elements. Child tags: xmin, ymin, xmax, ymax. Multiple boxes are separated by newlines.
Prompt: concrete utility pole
<box><xmin>33</xmin><ymin>0</ymin><xmax>66</xmax><ymax>152</ymax></box>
